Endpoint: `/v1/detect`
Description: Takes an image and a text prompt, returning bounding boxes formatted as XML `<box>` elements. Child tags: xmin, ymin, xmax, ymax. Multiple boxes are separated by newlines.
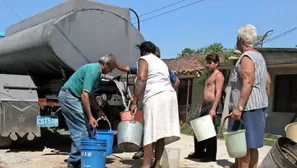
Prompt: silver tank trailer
<box><xmin>0</xmin><ymin>0</ymin><xmax>144</xmax><ymax>147</ymax></box>
<box><xmin>0</xmin><ymin>0</ymin><xmax>144</xmax><ymax>78</ymax></box>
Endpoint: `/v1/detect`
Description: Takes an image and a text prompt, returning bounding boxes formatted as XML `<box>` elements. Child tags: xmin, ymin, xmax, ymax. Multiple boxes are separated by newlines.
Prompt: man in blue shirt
<box><xmin>59</xmin><ymin>53</ymin><xmax>117</xmax><ymax>168</ymax></box>
<box><xmin>116</xmin><ymin>47</ymin><xmax>180</xmax><ymax>159</ymax></box>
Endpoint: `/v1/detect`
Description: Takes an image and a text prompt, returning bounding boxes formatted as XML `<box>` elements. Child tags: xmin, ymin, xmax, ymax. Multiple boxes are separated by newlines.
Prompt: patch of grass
<box><xmin>179</xmin><ymin>121</ymin><xmax>279</xmax><ymax>146</ymax></box>
<box><xmin>264</xmin><ymin>133</ymin><xmax>281</xmax><ymax>139</ymax></box>
<box><xmin>180</xmin><ymin>121</ymin><xmax>194</xmax><ymax>135</ymax></box>
<box><xmin>264</xmin><ymin>138</ymin><xmax>276</xmax><ymax>146</ymax></box>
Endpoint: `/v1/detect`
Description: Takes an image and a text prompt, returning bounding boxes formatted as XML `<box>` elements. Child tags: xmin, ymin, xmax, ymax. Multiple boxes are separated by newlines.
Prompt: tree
<box><xmin>178</xmin><ymin>43</ymin><xmax>234</xmax><ymax>60</ymax></box>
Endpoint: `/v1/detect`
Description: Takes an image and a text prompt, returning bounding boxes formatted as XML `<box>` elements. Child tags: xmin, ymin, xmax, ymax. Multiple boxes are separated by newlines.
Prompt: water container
<box><xmin>190</xmin><ymin>114</ymin><xmax>216</xmax><ymax>141</ymax></box>
<box><xmin>285</xmin><ymin>122</ymin><xmax>297</xmax><ymax>143</ymax></box>
<box><xmin>221</xmin><ymin>116</ymin><xmax>247</xmax><ymax>158</ymax></box>
<box><xmin>258</xmin><ymin>137</ymin><xmax>297</xmax><ymax>168</ymax></box>
<box><xmin>80</xmin><ymin>138</ymin><xmax>107</xmax><ymax>168</ymax></box>
<box><xmin>93</xmin><ymin>117</ymin><xmax>115</xmax><ymax>156</ymax></box>
<box><xmin>94</xmin><ymin>129</ymin><xmax>115</xmax><ymax>156</ymax></box>
<box><xmin>161</xmin><ymin>148</ymin><xmax>180</xmax><ymax>168</ymax></box>
<box><xmin>120</xmin><ymin>111</ymin><xmax>143</xmax><ymax>123</ymax></box>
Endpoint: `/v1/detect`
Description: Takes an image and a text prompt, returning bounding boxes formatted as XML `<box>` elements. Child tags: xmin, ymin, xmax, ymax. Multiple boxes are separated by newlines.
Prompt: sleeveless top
<box><xmin>137</xmin><ymin>53</ymin><xmax>174</xmax><ymax>102</ymax></box>
<box><xmin>229</xmin><ymin>51</ymin><xmax>268</xmax><ymax>111</ymax></box>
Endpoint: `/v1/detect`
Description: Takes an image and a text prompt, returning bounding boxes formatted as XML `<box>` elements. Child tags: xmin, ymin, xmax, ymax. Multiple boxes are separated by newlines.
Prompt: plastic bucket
<box><xmin>120</xmin><ymin>111</ymin><xmax>143</xmax><ymax>123</ymax></box>
<box><xmin>94</xmin><ymin>129</ymin><xmax>115</xmax><ymax>156</ymax></box>
<box><xmin>93</xmin><ymin>117</ymin><xmax>115</xmax><ymax>156</ymax></box>
<box><xmin>190</xmin><ymin>114</ymin><xmax>216</xmax><ymax>141</ymax></box>
<box><xmin>161</xmin><ymin>148</ymin><xmax>180</xmax><ymax>168</ymax></box>
<box><xmin>285</xmin><ymin>122</ymin><xmax>297</xmax><ymax>143</ymax></box>
<box><xmin>81</xmin><ymin>138</ymin><xmax>107</xmax><ymax>168</ymax></box>
<box><xmin>221</xmin><ymin>116</ymin><xmax>247</xmax><ymax>158</ymax></box>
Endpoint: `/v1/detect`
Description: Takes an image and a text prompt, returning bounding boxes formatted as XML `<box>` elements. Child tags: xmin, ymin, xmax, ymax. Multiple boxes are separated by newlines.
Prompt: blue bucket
<box><xmin>94</xmin><ymin>129</ymin><xmax>115</xmax><ymax>156</ymax></box>
<box><xmin>93</xmin><ymin>117</ymin><xmax>115</xmax><ymax>156</ymax></box>
<box><xmin>81</xmin><ymin>138</ymin><xmax>107</xmax><ymax>168</ymax></box>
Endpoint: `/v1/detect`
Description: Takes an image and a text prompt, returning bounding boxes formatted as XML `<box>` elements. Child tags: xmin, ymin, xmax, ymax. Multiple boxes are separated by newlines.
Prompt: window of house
<box><xmin>273</xmin><ymin>74</ymin><xmax>297</xmax><ymax>112</ymax></box>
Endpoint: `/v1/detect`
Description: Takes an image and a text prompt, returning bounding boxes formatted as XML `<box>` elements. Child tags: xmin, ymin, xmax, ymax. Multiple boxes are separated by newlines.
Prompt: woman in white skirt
<box><xmin>130</xmin><ymin>41</ymin><xmax>180</xmax><ymax>168</ymax></box>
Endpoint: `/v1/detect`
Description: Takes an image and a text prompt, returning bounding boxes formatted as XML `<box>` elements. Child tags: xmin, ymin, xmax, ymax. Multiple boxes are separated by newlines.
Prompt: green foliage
<box><xmin>177</xmin><ymin>43</ymin><xmax>235</xmax><ymax>60</ymax></box>
<box><xmin>180</xmin><ymin>121</ymin><xmax>194</xmax><ymax>135</ymax></box>
<box><xmin>177</xmin><ymin>43</ymin><xmax>235</xmax><ymax>85</ymax></box>
<box><xmin>198</xmin><ymin>69</ymin><xmax>209</xmax><ymax>85</ymax></box>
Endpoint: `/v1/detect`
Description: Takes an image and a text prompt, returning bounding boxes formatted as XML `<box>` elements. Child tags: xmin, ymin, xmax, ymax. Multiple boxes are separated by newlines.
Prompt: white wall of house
<box><xmin>265</xmin><ymin>67</ymin><xmax>297</xmax><ymax>135</ymax></box>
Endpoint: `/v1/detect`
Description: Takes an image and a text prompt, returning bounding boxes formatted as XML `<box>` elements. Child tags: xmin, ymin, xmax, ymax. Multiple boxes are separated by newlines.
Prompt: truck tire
<box><xmin>0</xmin><ymin>136</ymin><xmax>12</xmax><ymax>149</ymax></box>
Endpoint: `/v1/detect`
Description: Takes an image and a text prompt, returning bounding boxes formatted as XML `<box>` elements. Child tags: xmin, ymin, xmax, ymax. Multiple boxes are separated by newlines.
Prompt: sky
<box><xmin>0</xmin><ymin>0</ymin><xmax>296</xmax><ymax>58</ymax></box>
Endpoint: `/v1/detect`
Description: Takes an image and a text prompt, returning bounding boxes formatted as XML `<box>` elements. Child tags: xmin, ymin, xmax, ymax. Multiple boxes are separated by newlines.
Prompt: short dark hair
<box><xmin>205</xmin><ymin>53</ymin><xmax>220</xmax><ymax>65</ymax></box>
<box><xmin>136</xmin><ymin>41</ymin><xmax>156</xmax><ymax>55</ymax></box>
<box><xmin>155</xmin><ymin>46</ymin><xmax>161</xmax><ymax>58</ymax></box>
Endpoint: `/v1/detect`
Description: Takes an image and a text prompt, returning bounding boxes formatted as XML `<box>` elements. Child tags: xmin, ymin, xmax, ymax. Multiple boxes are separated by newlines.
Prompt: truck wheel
<box><xmin>0</xmin><ymin>136</ymin><xmax>12</xmax><ymax>149</ymax></box>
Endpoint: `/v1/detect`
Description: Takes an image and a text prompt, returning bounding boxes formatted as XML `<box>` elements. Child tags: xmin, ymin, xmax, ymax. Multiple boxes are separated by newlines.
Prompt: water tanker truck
<box><xmin>0</xmin><ymin>0</ymin><xmax>144</xmax><ymax>148</ymax></box>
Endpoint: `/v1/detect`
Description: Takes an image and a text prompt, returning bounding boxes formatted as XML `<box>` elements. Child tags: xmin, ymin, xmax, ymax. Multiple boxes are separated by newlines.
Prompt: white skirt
<box><xmin>142</xmin><ymin>91</ymin><xmax>181</xmax><ymax>146</ymax></box>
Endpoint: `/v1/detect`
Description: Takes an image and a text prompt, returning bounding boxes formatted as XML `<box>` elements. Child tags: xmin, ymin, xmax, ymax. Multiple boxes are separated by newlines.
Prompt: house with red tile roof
<box><xmin>162</xmin><ymin>56</ymin><xmax>204</xmax><ymax>122</ymax></box>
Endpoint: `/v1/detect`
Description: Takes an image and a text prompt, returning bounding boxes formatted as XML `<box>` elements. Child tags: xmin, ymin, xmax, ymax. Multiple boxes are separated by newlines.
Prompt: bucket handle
<box><xmin>220</xmin><ymin>115</ymin><xmax>247</xmax><ymax>134</ymax></box>
<box><xmin>91</xmin><ymin>116</ymin><xmax>112</xmax><ymax>138</ymax></box>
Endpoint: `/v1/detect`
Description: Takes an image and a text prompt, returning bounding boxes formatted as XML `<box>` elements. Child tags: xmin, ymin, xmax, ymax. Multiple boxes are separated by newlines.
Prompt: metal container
<box><xmin>258</xmin><ymin>137</ymin><xmax>297</xmax><ymax>168</ymax></box>
<box><xmin>0</xmin><ymin>0</ymin><xmax>144</xmax><ymax>78</ymax></box>
<box><xmin>117</xmin><ymin>120</ymin><xmax>143</xmax><ymax>152</ymax></box>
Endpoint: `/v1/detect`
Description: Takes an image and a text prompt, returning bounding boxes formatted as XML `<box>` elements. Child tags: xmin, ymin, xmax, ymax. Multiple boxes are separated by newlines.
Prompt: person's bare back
<box><xmin>203</xmin><ymin>69</ymin><xmax>224</xmax><ymax>103</ymax></box>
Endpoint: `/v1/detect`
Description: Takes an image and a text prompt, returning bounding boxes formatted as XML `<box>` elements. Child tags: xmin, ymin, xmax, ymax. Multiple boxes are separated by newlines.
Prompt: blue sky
<box><xmin>1</xmin><ymin>0</ymin><xmax>296</xmax><ymax>58</ymax></box>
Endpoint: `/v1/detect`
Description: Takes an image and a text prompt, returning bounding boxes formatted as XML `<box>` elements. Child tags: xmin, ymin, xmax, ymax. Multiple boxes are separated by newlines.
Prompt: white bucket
<box><xmin>190</xmin><ymin>114</ymin><xmax>216</xmax><ymax>142</ymax></box>
<box><xmin>161</xmin><ymin>148</ymin><xmax>180</xmax><ymax>168</ymax></box>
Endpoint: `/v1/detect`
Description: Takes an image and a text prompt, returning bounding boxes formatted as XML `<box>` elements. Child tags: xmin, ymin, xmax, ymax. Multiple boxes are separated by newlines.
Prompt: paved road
<box><xmin>0</xmin><ymin>131</ymin><xmax>271</xmax><ymax>168</ymax></box>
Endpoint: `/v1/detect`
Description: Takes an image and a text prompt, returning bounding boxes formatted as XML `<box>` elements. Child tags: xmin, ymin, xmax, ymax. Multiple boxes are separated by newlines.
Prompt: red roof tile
<box><xmin>162</xmin><ymin>56</ymin><xmax>204</xmax><ymax>75</ymax></box>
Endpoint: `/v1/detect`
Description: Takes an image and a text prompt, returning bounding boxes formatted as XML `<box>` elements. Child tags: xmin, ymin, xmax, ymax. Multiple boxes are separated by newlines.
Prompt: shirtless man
<box><xmin>188</xmin><ymin>53</ymin><xmax>224</xmax><ymax>162</ymax></box>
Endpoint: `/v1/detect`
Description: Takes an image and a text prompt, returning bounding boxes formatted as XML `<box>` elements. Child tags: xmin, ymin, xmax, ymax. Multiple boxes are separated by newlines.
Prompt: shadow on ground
<box><xmin>217</xmin><ymin>159</ymin><xmax>233</xmax><ymax>167</ymax></box>
<box><xmin>119</xmin><ymin>159</ymin><xmax>143</xmax><ymax>168</ymax></box>
<box><xmin>184</xmin><ymin>157</ymin><xmax>233</xmax><ymax>168</ymax></box>
<box><xmin>5</xmin><ymin>128</ymin><xmax>71</xmax><ymax>154</ymax></box>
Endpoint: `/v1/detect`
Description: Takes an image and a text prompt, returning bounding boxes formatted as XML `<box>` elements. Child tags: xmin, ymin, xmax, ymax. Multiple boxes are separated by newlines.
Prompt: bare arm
<box><xmin>132</xmin><ymin>59</ymin><xmax>148</xmax><ymax>104</ymax></box>
<box><xmin>81</xmin><ymin>90</ymin><xmax>93</xmax><ymax>119</ymax></box>
<box><xmin>211</xmin><ymin>73</ymin><xmax>225</xmax><ymax>111</ymax></box>
<box><xmin>116</xmin><ymin>63</ymin><xmax>131</xmax><ymax>72</ymax></box>
<box><xmin>172</xmin><ymin>78</ymin><xmax>180</xmax><ymax>89</ymax></box>
<box><xmin>266</xmin><ymin>71</ymin><xmax>271</xmax><ymax>97</ymax></box>
<box><xmin>89</xmin><ymin>95</ymin><xmax>100</xmax><ymax>111</ymax></box>
<box><xmin>238</xmin><ymin>56</ymin><xmax>255</xmax><ymax>108</ymax></box>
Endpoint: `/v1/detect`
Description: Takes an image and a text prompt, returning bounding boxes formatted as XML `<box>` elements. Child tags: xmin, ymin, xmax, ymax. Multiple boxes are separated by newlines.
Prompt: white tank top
<box><xmin>137</xmin><ymin>53</ymin><xmax>174</xmax><ymax>102</ymax></box>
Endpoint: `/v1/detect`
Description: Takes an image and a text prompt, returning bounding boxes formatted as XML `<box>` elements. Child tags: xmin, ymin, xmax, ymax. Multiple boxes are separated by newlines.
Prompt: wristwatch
<box><xmin>237</xmin><ymin>105</ymin><xmax>244</xmax><ymax>112</ymax></box>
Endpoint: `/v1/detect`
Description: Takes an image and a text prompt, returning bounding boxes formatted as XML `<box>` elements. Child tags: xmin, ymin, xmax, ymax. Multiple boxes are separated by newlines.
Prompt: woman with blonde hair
<box><xmin>226</xmin><ymin>24</ymin><xmax>268</xmax><ymax>168</ymax></box>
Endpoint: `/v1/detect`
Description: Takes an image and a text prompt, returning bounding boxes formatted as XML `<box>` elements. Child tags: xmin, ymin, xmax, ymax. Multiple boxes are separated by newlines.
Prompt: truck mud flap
<box><xmin>0</xmin><ymin>101</ymin><xmax>41</xmax><ymax>140</ymax></box>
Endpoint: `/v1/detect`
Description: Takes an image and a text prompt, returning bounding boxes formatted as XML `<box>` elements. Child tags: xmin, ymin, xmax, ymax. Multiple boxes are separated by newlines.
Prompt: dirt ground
<box><xmin>0</xmin><ymin>130</ymin><xmax>271</xmax><ymax>168</ymax></box>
